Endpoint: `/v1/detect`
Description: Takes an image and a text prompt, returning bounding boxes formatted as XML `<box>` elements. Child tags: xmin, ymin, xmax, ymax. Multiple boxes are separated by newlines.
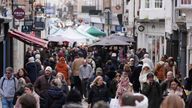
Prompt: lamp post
<box><xmin>104</xmin><ymin>9</ymin><xmax>111</xmax><ymax>36</ymax></box>
<box><xmin>176</xmin><ymin>16</ymin><xmax>187</xmax><ymax>84</ymax></box>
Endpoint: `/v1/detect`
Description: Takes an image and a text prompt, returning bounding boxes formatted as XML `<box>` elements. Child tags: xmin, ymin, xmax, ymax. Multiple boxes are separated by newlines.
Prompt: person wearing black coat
<box><xmin>184</xmin><ymin>68</ymin><xmax>192</xmax><ymax>91</ymax></box>
<box><xmin>142</xmin><ymin>72</ymin><xmax>162</xmax><ymax>108</ymax></box>
<box><xmin>41</xmin><ymin>78</ymin><xmax>66</xmax><ymax>108</ymax></box>
<box><xmin>132</xmin><ymin>61</ymin><xmax>143</xmax><ymax>92</ymax></box>
<box><xmin>25</xmin><ymin>57</ymin><xmax>38</xmax><ymax>84</ymax></box>
<box><xmin>109</xmin><ymin>72</ymin><xmax>121</xmax><ymax>98</ymax></box>
<box><xmin>88</xmin><ymin>76</ymin><xmax>109</xmax><ymax>108</ymax></box>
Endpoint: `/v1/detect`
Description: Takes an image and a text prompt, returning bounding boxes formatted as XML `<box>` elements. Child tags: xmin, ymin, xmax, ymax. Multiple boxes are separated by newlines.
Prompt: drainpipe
<box><xmin>178</xmin><ymin>25</ymin><xmax>187</xmax><ymax>83</ymax></box>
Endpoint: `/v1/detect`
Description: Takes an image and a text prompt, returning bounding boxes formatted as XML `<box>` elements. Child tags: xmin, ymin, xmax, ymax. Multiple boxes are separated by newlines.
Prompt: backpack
<box><xmin>1</xmin><ymin>77</ymin><xmax>17</xmax><ymax>91</ymax></box>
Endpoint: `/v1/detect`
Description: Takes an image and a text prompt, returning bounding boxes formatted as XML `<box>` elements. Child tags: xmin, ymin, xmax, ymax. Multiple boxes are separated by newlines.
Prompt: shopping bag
<box><xmin>110</xmin><ymin>97</ymin><xmax>120</xmax><ymax>108</ymax></box>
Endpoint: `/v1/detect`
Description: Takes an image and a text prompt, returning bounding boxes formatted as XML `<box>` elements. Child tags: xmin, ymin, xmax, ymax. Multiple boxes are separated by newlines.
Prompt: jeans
<box><xmin>2</xmin><ymin>97</ymin><xmax>14</xmax><ymax>108</ymax></box>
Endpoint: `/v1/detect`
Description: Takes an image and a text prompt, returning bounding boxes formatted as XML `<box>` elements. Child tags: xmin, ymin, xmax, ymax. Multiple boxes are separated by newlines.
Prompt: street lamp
<box><xmin>176</xmin><ymin>13</ymin><xmax>187</xmax><ymax>83</ymax></box>
<box><xmin>104</xmin><ymin>8</ymin><xmax>111</xmax><ymax>36</ymax></box>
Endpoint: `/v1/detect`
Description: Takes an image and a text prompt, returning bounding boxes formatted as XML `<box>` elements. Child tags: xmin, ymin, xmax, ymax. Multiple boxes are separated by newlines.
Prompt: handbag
<box><xmin>110</xmin><ymin>97</ymin><xmax>120</xmax><ymax>108</ymax></box>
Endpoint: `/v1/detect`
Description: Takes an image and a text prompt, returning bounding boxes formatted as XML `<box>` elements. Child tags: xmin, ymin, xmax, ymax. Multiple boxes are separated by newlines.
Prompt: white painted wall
<box><xmin>13</xmin><ymin>39</ymin><xmax>24</xmax><ymax>73</ymax></box>
<box><xmin>139</xmin><ymin>9</ymin><xmax>165</xmax><ymax>19</ymax></box>
<box><xmin>139</xmin><ymin>0</ymin><xmax>165</xmax><ymax>19</ymax></box>
<box><xmin>13</xmin><ymin>22</ymin><xmax>26</xmax><ymax>72</ymax></box>
<box><xmin>143</xmin><ymin>23</ymin><xmax>165</xmax><ymax>36</ymax></box>
<box><xmin>165</xmin><ymin>0</ymin><xmax>173</xmax><ymax>34</ymax></box>
<box><xmin>124</xmin><ymin>0</ymin><xmax>140</xmax><ymax>26</ymax></box>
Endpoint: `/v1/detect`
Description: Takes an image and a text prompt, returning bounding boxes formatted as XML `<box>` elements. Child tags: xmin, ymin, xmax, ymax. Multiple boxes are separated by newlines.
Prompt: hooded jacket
<box><xmin>56</xmin><ymin>57</ymin><xmax>69</xmax><ymax>80</ymax></box>
<box><xmin>139</xmin><ymin>63</ymin><xmax>158</xmax><ymax>89</ymax></box>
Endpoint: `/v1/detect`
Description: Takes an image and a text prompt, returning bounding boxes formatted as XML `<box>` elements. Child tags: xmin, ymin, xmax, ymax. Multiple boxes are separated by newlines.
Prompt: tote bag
<box><xmin>110</xmin><ymin>97</ymin><xmax>120</xmax><ymax>108</ymax></box>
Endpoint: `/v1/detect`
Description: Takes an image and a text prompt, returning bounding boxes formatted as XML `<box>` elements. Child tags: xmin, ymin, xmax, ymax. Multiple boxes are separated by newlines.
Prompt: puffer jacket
<box><xmin>41</xmin><ymin>86</ymin><xmax>66</xmax><ymax>108</ymax></box>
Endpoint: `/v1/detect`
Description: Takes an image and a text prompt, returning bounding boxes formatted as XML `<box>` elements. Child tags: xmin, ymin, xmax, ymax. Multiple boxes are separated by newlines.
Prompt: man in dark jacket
<box><xmin>160</xmin><ymin>71</ymin><xmax>174</xmax><ymax>95</ymax></box>
<box><xmin>34</xmin><ymin>66</ymin><xmax>55</xmax><ymax>108</ymax></box>
<box><xmin>25</xmin><ymin>57</ymin><xmax>38</xmax><ymax>84</ymax></box>
<box><xmin>132</xmin><ymin>61</ymin><xmax>143</xmax><ymax>92</ymax></box>
<box><xmin>142</xmin><ymin>72</ymin><xmax>162</xmax><ymax>108</ymax></box>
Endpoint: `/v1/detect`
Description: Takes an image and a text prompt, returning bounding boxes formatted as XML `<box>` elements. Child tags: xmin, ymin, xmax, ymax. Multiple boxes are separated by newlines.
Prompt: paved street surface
<box><xmin>82</xmin><ymin>100</ymin><xmax>88</xmax><ymax>108</ymax></box>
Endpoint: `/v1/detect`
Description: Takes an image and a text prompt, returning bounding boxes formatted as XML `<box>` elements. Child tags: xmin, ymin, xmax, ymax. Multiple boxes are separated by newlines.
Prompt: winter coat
<box><xmin>184</xmin><ymin>77</ymin><xmax>192</xmax><ymax>91</ymax></box>
<box><xmin>35</xmin><ymin>61</ymin><xmax>42</xmax><ymax>76</ymax></box>
<box><xmin>186</xmin><ymin>92</ymin><xmax>192</xmax><ymax>108</ymax></box>
<box><xmin>41</xmin><ymin>86</ymin><xmax>66</xmax><ymax>108</ymax></box>
<box><xmin>109</xmin><ymin>79</ymin><xmax>119</xmax><ymax>98</ymax></box>
<box><xmin>61</xmin><ymin>80</ymin><xmax>69</xmax><ymax>94</ymax></box>
<box><xmin>55</xmin><ymin>58</ymin><xmax>69</xmax><ymax>80</ymax></box>
<box><xmin>139</xmin><ymin>63</ymin><xmax>159</xmax><ymax>89</ymax></box>
<box><xmin>142</xmin><ymin>58</ymin><xmax>154</xmax><ymax>70</ymax></box>
<box><xmin>116</xmin><ymin>77</ymin><xmax>133</xmax><ymax>100</ymax></box>
<box><xmin>132</xmin><ymin>64</ymin><xmax>142</xmax><ymax>92</ymax></box>
<box><xmin>160</xmin><ymin>80</ymin><xmax>171</xmax><ymax>96</ymax></box>
<box><xmin>25</xmin><ymin>62</ymin><xmax>38</xmax><ymax>83</ymax></box>
<box><xmin>155</xmin><ymin>61</ymin><xmax>166</xmax><ymax>81</ymax></box>
<box><xmin>13</xmin><ymin>86</ymin><xmax>25</xmax><ymax>105</ymax></box>
<box><xmin>34</xmin><ymin>75</ymin><xmax>55</xmax><ymax>96</ymax></box>
<box><xmin>88</xmin><ymin>84</ymin><xmax>109</xmax><ymax>107</ymax></box>
<box><xmin>142</xmin><ymin>81</ymin><xmax>162</xmax><ymax>108</ymax></box>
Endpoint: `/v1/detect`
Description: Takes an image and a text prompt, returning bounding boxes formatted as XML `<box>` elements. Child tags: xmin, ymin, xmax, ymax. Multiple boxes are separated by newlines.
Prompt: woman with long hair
<box><xmin>88</xmin><ymin>76</ymin><xmax>109</xmax><ymax>108</ymax></box>
<box><xmin>164</xmin><ymin>78</ymin><xmax>186</xmax><ymax>99</ymax></box>
<box><xmin>56</xmin><ymin>73</ymin><xmax>69</xmax><ymax>94</ymax></box>
<box><xmin>116</xmin><ymin>72</ymin><xmax>133</xmax><ymax>102</ymax></box>
<box><xmin>16</xmin><ymin>68</ymin><xmax>31</xmax><ymax>83</ymax></box>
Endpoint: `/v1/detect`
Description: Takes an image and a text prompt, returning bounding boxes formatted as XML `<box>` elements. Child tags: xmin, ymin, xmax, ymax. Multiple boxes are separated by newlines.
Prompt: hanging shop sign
<box><xmin>34</xmin><ymin>17</ymin><xmax>45</xmax><ymax>30</ymax></box>
<box><xmin>13</xmin><ymin>8</ymin><xmax>25</xmax><ymax>20</ymax></box>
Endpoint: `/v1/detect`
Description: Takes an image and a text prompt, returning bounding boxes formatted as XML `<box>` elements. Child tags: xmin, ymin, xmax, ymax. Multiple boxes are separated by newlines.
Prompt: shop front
<box><xmin>137</xmin><ymin>21</ymin><xmax>166</xmax><ymax>65</ymax></box>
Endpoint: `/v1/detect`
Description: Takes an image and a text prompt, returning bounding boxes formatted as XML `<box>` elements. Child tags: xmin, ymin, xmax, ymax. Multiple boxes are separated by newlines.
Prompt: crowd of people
<box><xmin>0</xmin><ymin>45</ymin><xmax>192</xmax><ymax>108</ymax></box>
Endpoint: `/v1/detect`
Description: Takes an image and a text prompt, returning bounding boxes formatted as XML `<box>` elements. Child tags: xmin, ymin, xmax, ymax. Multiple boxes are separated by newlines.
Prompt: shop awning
<box><xmin>8</xmin><ymin>29</ymin><xmax>48</xmax><ymax>48</ymax></box>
